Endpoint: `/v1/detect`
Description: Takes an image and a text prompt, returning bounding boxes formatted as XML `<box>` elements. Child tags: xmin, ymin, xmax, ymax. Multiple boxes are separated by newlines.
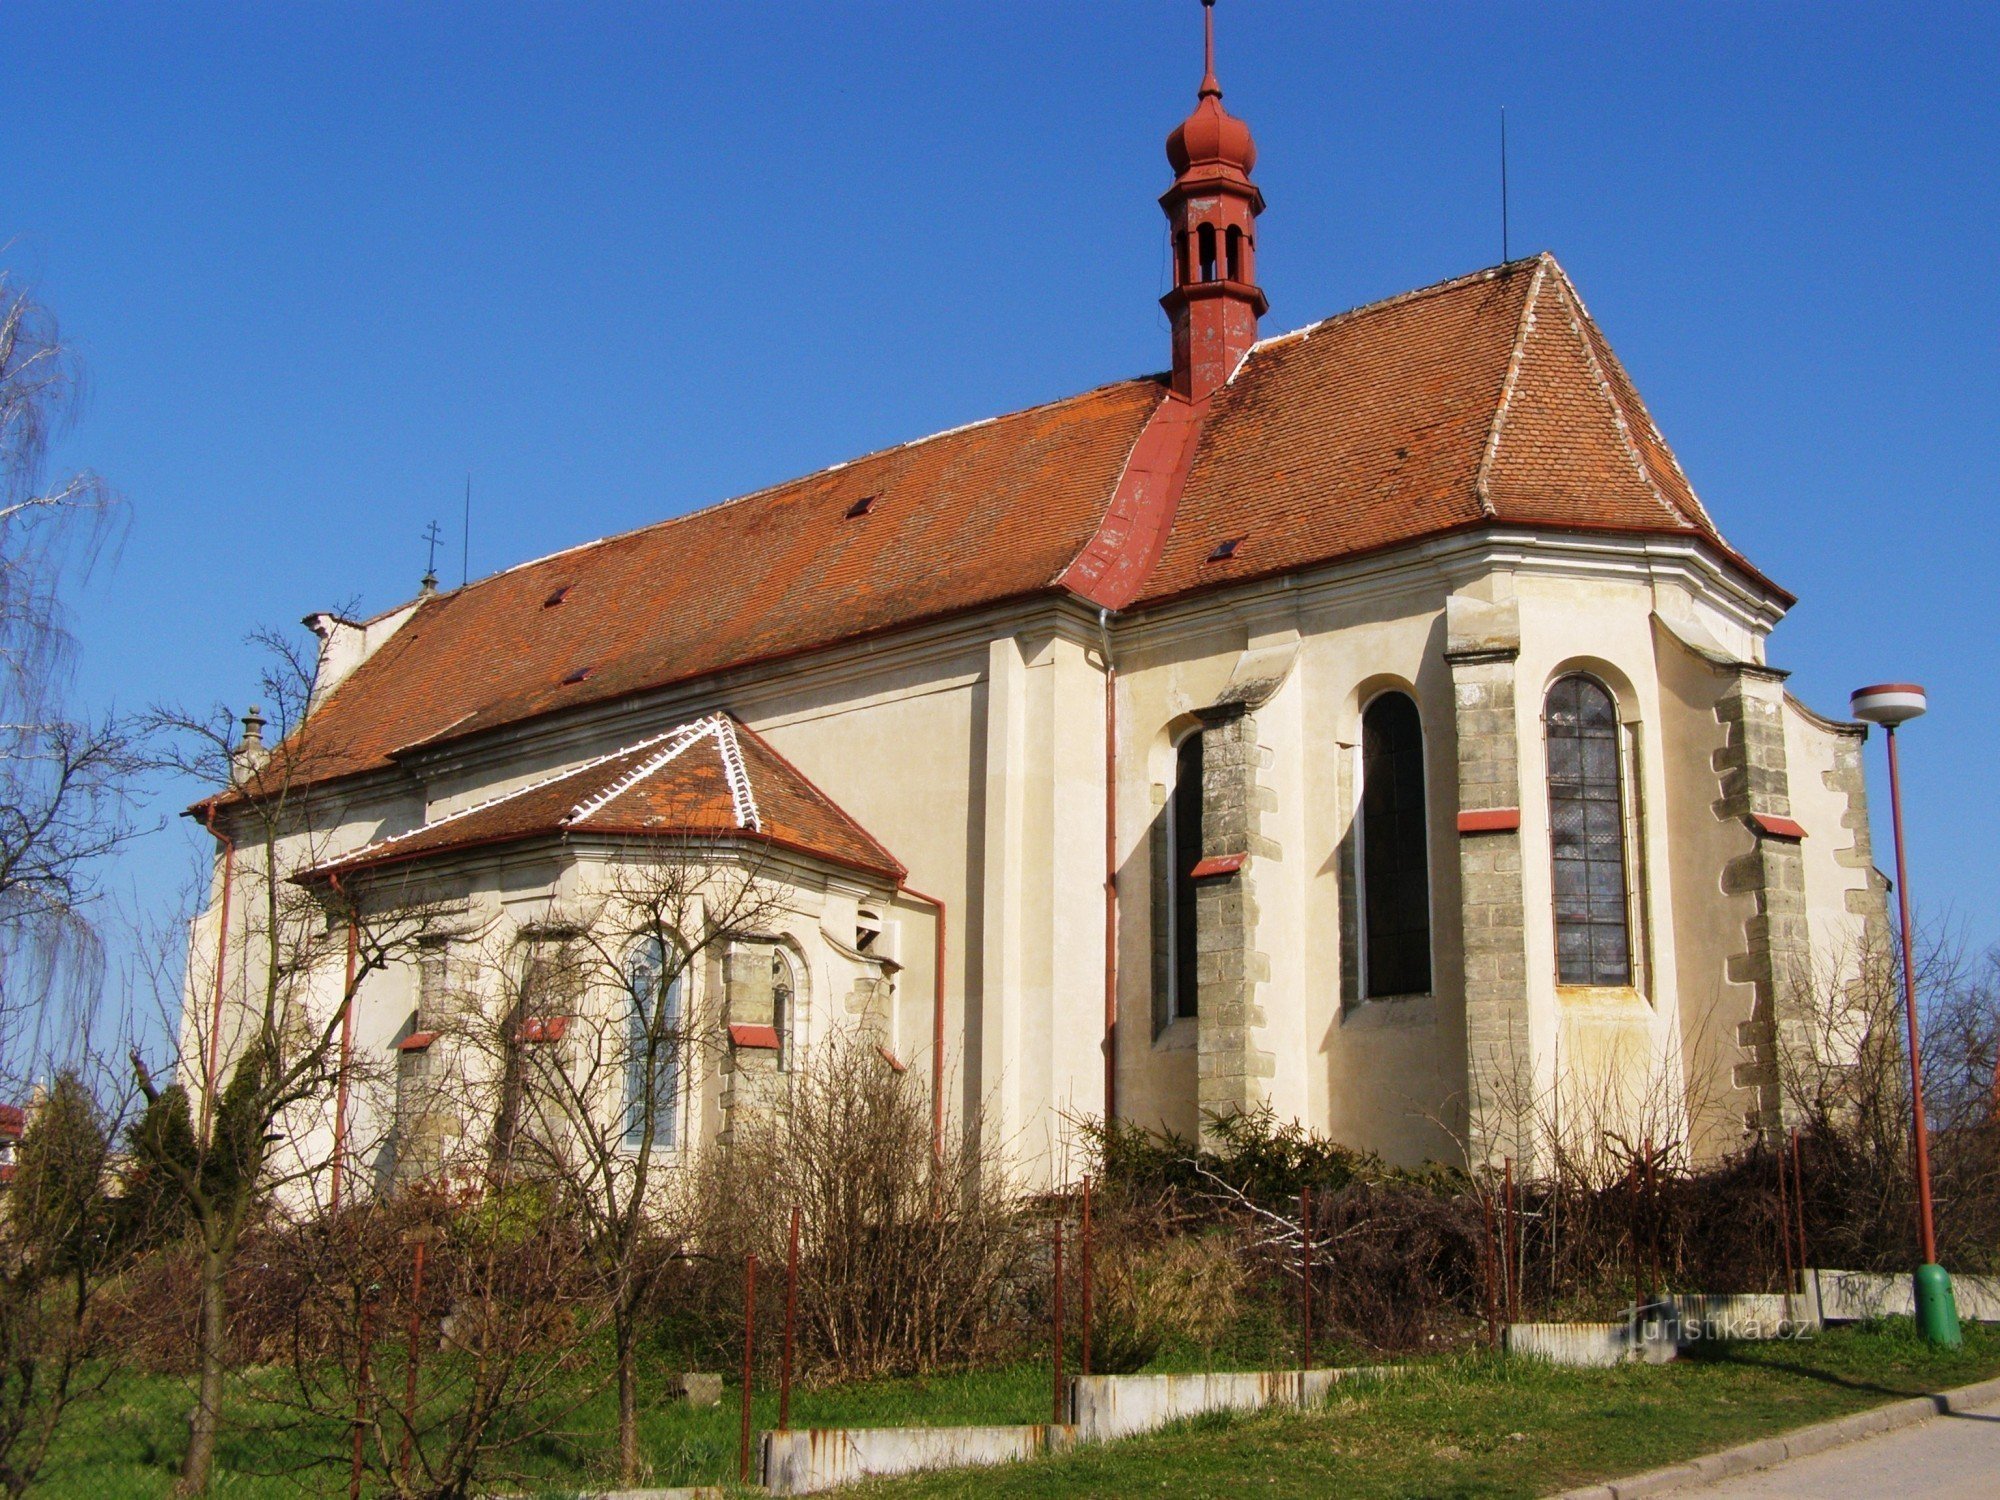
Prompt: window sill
<box><xmin>1556</xmin><ymin>984</ymin><xmax>1649</xmax><ymax>1010</ymax></box>
<box><xmin>1342</xmin><ymin>993</ymin><xmax>1437</xmax><ymax>1030</ymax></box>
<box><xmin>1153</xmin><ymin>1016</ymin><xmax>1199</xmax><ymax>1052</ymax></box>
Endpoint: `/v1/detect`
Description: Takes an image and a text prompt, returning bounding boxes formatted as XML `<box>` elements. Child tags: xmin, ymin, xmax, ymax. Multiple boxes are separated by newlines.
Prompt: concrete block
<box><xmin>1813</xmin><ymin>1267</ymin><xmax>2000</xmax><ymax>1322</ymax></box>
<box><xmin>1505</xmin><ymin>1320</ymin><xmax>1676</xmax><ymax>1367</ymax></box>
<box><xmin>761</xmin><ymin>1423</ymin><xmax>1075</xmax><ymax>1494</ymax></box>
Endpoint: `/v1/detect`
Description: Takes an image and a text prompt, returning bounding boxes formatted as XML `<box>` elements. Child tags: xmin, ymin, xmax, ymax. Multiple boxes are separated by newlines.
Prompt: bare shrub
<box><xmin>256</xmin><ymin>1182</ymin><xmax>610</xmax><ymax>1500</ymax></box>
<box><xmin>1086</xmin><ymin>1218</ymin><xmax>1243</xmax><ymax>1372</ymax></box>
<box><xmin>694</xmin><ymin>1031</ymin><xmax>1031</xmax><ymax>1381</ymax></box>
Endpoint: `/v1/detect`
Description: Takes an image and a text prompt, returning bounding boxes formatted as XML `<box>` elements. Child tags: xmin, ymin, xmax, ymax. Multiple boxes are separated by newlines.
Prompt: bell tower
<box><xmin>1161</xmin><ymin>0</ymin><xmax>1267</xmax><ymax>403</ymax></box>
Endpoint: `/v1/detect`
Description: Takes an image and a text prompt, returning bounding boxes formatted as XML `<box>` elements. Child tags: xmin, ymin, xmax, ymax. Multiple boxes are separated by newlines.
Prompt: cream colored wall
<box><xmin>1111</xmin><ymin>583</ymin><xmax>1466</xmax><ymax>1168</ymax></box>
<box><xmin>1512</xmin><ymin>573</ymin><xmax>1692</xmax><ymax>1163</ymax></box>
<box><xmin>1651</xmin><ymin>622</ymin><xmax>1764</xmax><ymax>1157</ymax></box>
<box><xmin>1782</xmin><ymin>703</ymin><xmax>1875</xmax><ymax>969</ymax></box>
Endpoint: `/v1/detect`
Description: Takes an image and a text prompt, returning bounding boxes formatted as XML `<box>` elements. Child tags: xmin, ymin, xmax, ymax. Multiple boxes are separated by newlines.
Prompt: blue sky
<box><xmin>9</xmin><ymin>1</ymin><xmax>1998</xmax><ymax>967</ymax></box>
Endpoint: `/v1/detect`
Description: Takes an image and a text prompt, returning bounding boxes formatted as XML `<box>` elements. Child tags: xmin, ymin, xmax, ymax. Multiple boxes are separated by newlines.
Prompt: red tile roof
<box><xmin>1137</xmin><ymin>258</ymin><xmax>1764</xmax><ymax>603</ymax></box>
<box><xmin>257</xmin><ymin>255</ymin><xmax>1778</xmax><ymax>803</ymax></box>
<box><xmin>309</xmin><ymin>714</ymin><xmax>906</xmax><ymax>885</ymax></box>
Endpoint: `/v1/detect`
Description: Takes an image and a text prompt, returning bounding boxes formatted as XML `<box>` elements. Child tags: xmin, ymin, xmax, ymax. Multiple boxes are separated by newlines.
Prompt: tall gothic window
<box><xmin>625</xmin><ymin>935</ymin><xmax>683</xmax><ymax>1149</ymax></box>
<box><xmin>1360</xmin><ymin>692</ymin><xmax>1432</xmax><ymax>997</ymax></box>
<box><xmin>1167</xmin><ymin>731</ymin><xmax>1204</xmax><ymax>1020</ymax></box>
<box><xmin>1546</xmin><ymin>675</ymin><xmax>1632</xmax><ymax>986</ymax></box>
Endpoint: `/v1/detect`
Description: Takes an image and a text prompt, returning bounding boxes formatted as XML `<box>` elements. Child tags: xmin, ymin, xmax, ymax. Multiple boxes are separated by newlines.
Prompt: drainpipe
<box><xmin>327</xmin><ymin>871</ymin><xmax>360</xmax><ymax>1213</ymax></box>
<box><xmin>901</xmin><ymin>886</ymin><xmax>948</xmax><ymax>1165</ymax></box>
<box><xmin>1098</xmin><ymin>607</ymin><xmax>1119</xmax><ymax>1129</ymax></box>
<box><xmin>199</xmin><ymin>805</ymin><xmax>236</xmax><ymax>1141</ymax></box>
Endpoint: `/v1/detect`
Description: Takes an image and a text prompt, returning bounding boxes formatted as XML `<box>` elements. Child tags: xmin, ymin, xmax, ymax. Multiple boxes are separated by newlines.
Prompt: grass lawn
<box><xmin>854</xmin><ymin>1321</ymin><xmax>2000</xmax><ymax>1499</ymax></box>
<box><xmin>42</xmin><ymin>1322</ymin><xmax>2000</xmax><ymax>1497</ymax></box>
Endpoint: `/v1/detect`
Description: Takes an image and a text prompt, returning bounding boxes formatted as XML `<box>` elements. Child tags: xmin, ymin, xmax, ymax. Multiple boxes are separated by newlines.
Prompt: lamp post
<box><xmin>1850</xmin><ymin>682</ymin><xmax>1960</xmax><ymax>1346</ymax></box>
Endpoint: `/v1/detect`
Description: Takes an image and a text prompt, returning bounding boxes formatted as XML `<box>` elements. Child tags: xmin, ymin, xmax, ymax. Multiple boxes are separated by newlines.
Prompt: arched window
<box><xmin>1225</xmin><ymin>225</ymin><xmax>1243</xmax><ymax>282</ymax></box>
<box><xmin>772</xmin><ymin>948</ymin><xmax>796</xmax><ymax>1073</ymax></box>
<box><xmin>625</xmin><ymin>935</ymin><xmax>683</xmax><ymax>1148</ymax></box>
<box><xmin>1546</xmin><ymin>675</ymin><xmax>1632</xmax><ymax>986</ymax></box>
<box><xmin>1167</xmin><ymin>731</ymin><xmax>1204</xmax><ymax>1020</ymax></box>
<box><xmin>1197</xmin><ymin>223</ymin><xmax>1219</xmax><ymax>283</ymax></box>
<box><xmin>1176</xmin><ymin>229</ymin><xmax>1191</xmax><ymax>288</ymax></box>
<box><xmin>1360</xmin><ymin>692</ymin><xmax>1432</xmax><ymax>997</ymax></box>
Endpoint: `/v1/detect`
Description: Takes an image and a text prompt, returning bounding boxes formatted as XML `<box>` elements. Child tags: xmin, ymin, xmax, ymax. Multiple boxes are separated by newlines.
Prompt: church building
<box><xmin>188</xmin><ymin>5</ymin><xmax>1886</xmax><ymax>1189</ymax></box>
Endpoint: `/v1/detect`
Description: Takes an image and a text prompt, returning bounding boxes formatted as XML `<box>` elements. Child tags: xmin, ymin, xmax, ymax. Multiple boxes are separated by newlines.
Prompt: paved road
<box><xmin>1684</xmin><ymin>1396</ymin><xmax>2000</xmax><ymax>1497</ymax></box>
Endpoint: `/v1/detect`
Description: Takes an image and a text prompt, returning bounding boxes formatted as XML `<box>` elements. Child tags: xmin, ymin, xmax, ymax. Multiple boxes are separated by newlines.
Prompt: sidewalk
<box><xmin>1682</xmin><ymin>1391</ymin><xmax>2000</xmax><ymax>1497</ymax></box>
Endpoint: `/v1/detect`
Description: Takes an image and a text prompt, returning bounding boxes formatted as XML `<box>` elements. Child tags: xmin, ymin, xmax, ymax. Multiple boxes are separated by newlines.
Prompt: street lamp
<box><xmin>1849</xmin><ymin>682</ymin><xmax>1960</xmax><ymax>1347</ymax></box>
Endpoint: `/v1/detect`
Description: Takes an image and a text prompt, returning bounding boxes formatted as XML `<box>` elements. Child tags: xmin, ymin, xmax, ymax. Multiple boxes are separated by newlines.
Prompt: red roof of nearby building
<box><xmin>245</xmin><ymin>255</ymin><xmax>1777</xmax><ymax>807</ymax></box>
<box><xmin>0</xmin><ymin>1104</ymin><xmax>22</xmax><ymax>1141</ymax></box>
<box><xmin>309</xmin><ymin>713</ymin><xmax>906</xmax><ymax>885</ymax></box>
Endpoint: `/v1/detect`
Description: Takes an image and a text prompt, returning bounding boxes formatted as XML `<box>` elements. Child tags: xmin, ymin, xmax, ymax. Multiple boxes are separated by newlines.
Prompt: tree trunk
<box><xmin>177</xmin><ymin>1241</ymin><xmax>229</xmax><ymax>1496</ymax></box>
<box><xmin>616</xmin><ymin>1304</ymin><xmax>639</xmax><ymax>1486</ymax></box>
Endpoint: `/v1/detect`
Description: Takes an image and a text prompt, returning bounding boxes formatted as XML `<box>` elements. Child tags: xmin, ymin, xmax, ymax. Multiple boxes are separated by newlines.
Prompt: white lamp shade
<box><xmin>1850</xmin><ymin>682</ymin><xmax>1927</xmax><ymax>726</ymax></box>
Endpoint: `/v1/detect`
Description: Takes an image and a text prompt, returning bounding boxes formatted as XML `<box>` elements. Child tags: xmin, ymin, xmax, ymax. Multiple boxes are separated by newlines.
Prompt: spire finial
<box><xmin>1200</xmin><ymin>0</ymin><xmax>1220</xmax><ymax>98</ymax></box>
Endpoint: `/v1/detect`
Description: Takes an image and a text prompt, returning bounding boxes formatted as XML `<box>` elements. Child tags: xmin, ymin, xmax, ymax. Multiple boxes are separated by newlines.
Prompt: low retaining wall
<box><xmin>1671</xmin><ymin>1290</ymin><xmax>1821</xmax><ymax>1341</ymax></box>
<box><xmin>760</xmin><ymin>1364</ymin><xmax>1403</xmax><ymax>1493</ymax></box>
<box><xmin>1814</xmin><ymin>1268</ymin><xmax>2000</xmax><ymax>1323</ymax></box>
<box><xmin>760</xmin><ymin>1423</ymin><xmax>1074</xmax><ymax>1495</ymax></box>
<box><xmin>1505</xmin><ymin>1319</ymin><xmax>1677</xmax><ymax>1367</ymax></box>
<box><xmin>1070</xmin><ymin>1365</ymin><xmax>1399</xmax><ymax>1444</ymax></box>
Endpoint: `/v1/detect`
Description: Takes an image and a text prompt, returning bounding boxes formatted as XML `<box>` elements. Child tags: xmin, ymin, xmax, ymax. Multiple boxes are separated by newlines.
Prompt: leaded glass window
<box><xmin>1546</xmin><ymin>675</ymin><xmax>1631</xmax><ymax>986</ymax></box>
<box><xmin>1168</xmin><ymin>732</ymin><xmax>1204</xmax><ymax>1020</ymax></box>
<box><xmin>1361</xmin><ymin>692</ymin><xmax>1432</xmax><ymax>997</ymax></box>
<box><xmin>625</xmin><ymin>935</ymin><xmax>682</xmax><ymax>1148</ymax></box>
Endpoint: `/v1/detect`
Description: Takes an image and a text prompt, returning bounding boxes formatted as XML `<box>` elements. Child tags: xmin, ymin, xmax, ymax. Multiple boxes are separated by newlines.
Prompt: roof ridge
<box><xmin>563</xmin><ymin>715</ymin><xmax>726</xmax><ymax>827</ymax></box>
<box><xmin>713</xmin><ymin>718</ymin><xmax>761</xmax><ymax>832</ymax></box>
<box><xmin>325</xmin><ymin>718</ymin><xmax>710</xmax><ymax>869</ymax></box>
<box><xmin>1249</xmin><ymin>256</ymin><xmax>1545</xmax><ymax>359</ymax></box>
<box><xmin>1539</xmin><ymin>262</ymin><xmax>1689</xmax><ymax>530</ymax></box>
<box><xmin>1553</xmin><ymin>261</ymin><xmax>1723</xmax><ymax>538</ymax></box>
<box><xmin>1474</xmin><ymin>255</ymin><xmax>1550</xmax><ymax>518</ymax></box>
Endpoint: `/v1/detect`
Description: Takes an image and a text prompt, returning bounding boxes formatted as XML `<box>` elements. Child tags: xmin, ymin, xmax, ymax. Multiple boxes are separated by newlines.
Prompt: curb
<box><xmin>1546</xmin><ymin>1373</ymin><xmax>2000</xmax><ymax>1499</ymax></box>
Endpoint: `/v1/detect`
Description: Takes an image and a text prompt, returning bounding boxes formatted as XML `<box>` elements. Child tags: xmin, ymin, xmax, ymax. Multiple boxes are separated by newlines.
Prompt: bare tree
<box><xmin>0</xmin><ymin>272</ymin><xmax>139</xmax><ymax>1066</ymax></box>
<box><xmin>457</xmin><ymin>844</ymin><xmax>787</xmax><ymax>1486</ymax></box>
<box><xmin>137</xmin><ymin>630</ymin><xmax>461</xmax><ymax>1496</ymax></box>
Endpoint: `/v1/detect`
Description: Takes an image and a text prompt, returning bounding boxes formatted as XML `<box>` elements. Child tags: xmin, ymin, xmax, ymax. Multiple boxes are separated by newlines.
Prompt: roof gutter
<box><xmin>900</xmin><ymin>885</ymin><xmax>949</xmax><ymax>1167</ymax></box>
<box><xmin>1097</xmin><ymin>607</ymin><xmax>1119</xmax><ymax>1130</ymax></box>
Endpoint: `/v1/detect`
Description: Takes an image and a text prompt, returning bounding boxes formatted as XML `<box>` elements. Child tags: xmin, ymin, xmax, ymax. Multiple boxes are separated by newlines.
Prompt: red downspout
<box><xmin>199</xmin><ymin>806</ymin><xmax>236</xmax><ymax>1138</ymax></box>
<box><xmin>901</xmin><ymin>886</ymin><xmax>948</xmax><ymax>1164</ymax></box>
<box><xmin>1098</xmin><ymin>609</ymin><xmax>1119</xmax><ymax>1128</ymax></box>
<box><xmin>328</xmin><ymin>872</ymin><xmax>360</xmax><ymax>1213</ymax></box>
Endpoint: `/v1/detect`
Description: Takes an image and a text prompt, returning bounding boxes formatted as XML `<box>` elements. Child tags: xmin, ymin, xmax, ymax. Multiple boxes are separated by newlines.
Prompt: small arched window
<box><xmin>1167</xmin><ymin>731</ymin><xmax>1205</xmax><ymax>1020</ymax></box>
<box><xmin>772</xmin><ymin>948</ymin><xmax>796</xmax><ymax>1074</ymax></box>
<box><xmin>1360</xmin><ymin>692</ymin><xmax>1432</xmax><ymax>997</ymax></box>
<box><xmin>1225</xmin><ymin>225</ymin><xmax>1243</xmax><ymax>282</ymax></box>
<box><xmin>1197</xmin><ymin>223</ymin><xmax>1219</xmax><ymax>283</ymax></box>
<box><xmin>1546</xmin><ymin>675</ymin><xmax>1632</xmax><ymax>986</ymax></box>
<box><xmin>624</xmin><ymin>935</ymin><xmax>683</xmax><ymax>1148</ymax></box>
<box><xmin>1176</xmin><ymin>229</ymin><xmax>1191</xmax><ymax>288</ymax></box>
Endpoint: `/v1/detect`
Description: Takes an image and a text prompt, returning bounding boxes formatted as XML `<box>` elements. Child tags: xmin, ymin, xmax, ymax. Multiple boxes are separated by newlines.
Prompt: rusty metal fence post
<box><xmin>1080</xmin><ymin>1177</ymin><xmax>1094</xmax><ymax>1380</ymax></box>
<box><xmin>351</xmin><ymin>1291</ymin><xmax>377</xmax><ymax>1500</ymax></box>
<box><xmin>740</xmin><ymin>1253</ymin><xmax>758</xmax><ymax>1483</ymax></box>
<box><xmin>780</xmin><ymin>1206</ymin><xmax>800</xmax><ymax>1431</ymax></box>
<box><xmin>1051</xmin><ymin>1219</ymin><xmax>1065</xmax><ymax>1425</ymax></box>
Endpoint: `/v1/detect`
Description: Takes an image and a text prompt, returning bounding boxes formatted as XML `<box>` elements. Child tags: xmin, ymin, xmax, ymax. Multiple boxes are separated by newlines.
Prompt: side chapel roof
<box><xmin>308</xmin><ymin>713</ymin><xmax>906</xmax><ymax>886</ymax></box>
